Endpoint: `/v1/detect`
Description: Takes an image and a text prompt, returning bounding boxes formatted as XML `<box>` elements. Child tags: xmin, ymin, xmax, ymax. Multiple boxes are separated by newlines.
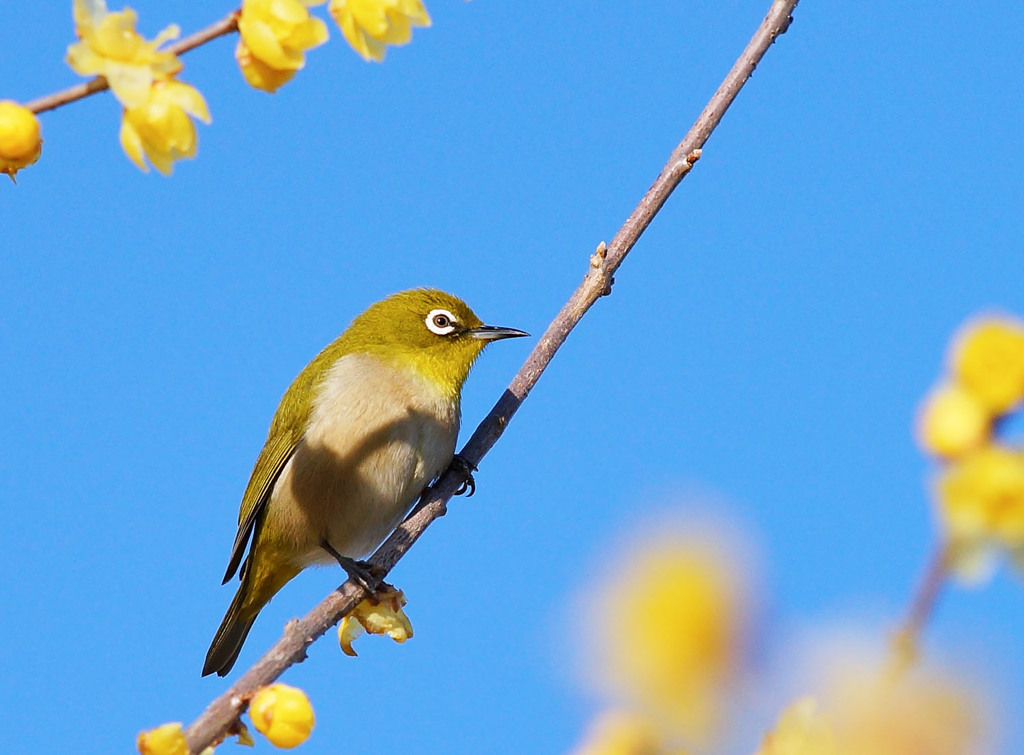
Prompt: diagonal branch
<box><xmin>889</xmin><ymin>543</ymin><xmax>950</xmax><ymax>674</ymax></box>
<box><xmin>183</xmin><ymin>1</ymin><xmax>801</xmax><ymax>751</ymax></box>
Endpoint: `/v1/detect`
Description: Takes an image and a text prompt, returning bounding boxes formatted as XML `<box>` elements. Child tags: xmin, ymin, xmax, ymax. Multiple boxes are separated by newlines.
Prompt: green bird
<box><xmin>203</xmin><ymin>289</ymin><xmax>527</xmax><ymax>677</ymax></box>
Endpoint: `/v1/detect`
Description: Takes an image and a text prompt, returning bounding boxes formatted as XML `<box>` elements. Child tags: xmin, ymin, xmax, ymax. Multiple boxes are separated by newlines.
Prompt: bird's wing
<box><xmin>220</xmin><ymin>340</ymin><xmax>347</xmax><ymax>584</ymax></box>
<box><xmin>221</xmin><ymin>427</ymin><xmax>299</xmax><ymax>584</ymax></box>
<box><xmin>220</xmin><ymin>352</ymin><xmax>334</xmax><ymax>584</ymax></box>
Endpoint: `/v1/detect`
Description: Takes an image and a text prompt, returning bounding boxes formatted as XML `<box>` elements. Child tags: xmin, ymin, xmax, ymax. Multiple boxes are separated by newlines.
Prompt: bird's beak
<box><xmin>467</xmin><ymin>325</ymin><xmax>530</xmax><ymax>341</ymax></box>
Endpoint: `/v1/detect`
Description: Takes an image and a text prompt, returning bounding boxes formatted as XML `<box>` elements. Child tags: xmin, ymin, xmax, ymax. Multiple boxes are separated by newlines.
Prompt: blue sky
<box><xmin>1</xmin><ymin>1</ymin><xmax>1022</xmax><ymax>753</ymax></box>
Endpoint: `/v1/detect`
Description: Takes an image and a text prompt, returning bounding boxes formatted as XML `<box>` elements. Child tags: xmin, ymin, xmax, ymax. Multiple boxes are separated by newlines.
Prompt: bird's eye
<box><xmin>425</xmin><ymin>309</ymin><xmax>458</xmax><ymax>335</ymax></box>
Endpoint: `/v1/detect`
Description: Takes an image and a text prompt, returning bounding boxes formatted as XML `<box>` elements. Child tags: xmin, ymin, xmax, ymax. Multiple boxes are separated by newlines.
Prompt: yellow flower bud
<box><xmin>250</xmin><ymin>683</ymin><xmax>315</xmax><ymax>749</ymax></box>
<box><xmin>0</xmin><ymin>101</ymin><xmax>42</xmax><ymax>181</ymax></box>
<box><xmin>916</xmin><ymin>383</ymin><xmax>990</xmax><ymax>458</ymax></box>
<box><xmin>950</xmin><ymin>317</ymin><xmax>1024</xmax><ymax>414</ymax></box>
<box><xmin>137</xmin><ymin>722</ymin><xmax>188</xmax><ymax>755</ymax></box>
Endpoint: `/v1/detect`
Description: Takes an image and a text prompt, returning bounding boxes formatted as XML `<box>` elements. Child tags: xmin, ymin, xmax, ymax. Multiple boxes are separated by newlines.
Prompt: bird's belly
<box><xmin>265</xmin><ymin>355</ymin><xmax>459</xmax><ymax>568</ymax></box>
<box><xmin>302</xmin><ymin>422</ymin><xmax>452</xmax><ymax>562</ymax></box>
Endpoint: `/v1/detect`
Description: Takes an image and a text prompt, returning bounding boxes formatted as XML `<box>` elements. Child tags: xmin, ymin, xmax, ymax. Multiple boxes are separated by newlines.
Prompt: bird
<box><xmin>203</xmin><ymin>288</ymin><xmax>528</xmax><ymax>677</ymax></box>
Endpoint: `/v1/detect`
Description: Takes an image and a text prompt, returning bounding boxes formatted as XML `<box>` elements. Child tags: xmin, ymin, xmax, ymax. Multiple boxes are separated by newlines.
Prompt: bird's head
<box><xmin>339</xmin><ymin>289</ymin><xmax>529</xmax><ymax>398</ymax></box>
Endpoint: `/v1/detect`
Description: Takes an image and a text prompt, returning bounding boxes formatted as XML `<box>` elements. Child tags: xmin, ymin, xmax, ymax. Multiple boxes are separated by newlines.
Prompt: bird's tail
<box><xmin>203</xmin><ymin>582</ymin><xmax>257</xmax><ymax>677</ymax></box>
<box><xmin>203</xmin><ymin>555</ymin><xmax>300</xmax><ymax>677</ymax></box>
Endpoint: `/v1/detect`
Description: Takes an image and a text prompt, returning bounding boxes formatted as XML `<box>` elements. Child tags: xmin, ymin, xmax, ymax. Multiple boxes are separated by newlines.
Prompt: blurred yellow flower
<box><xmin>759</xmin><ymin>670</ymin><xmax>983</xmax><ymax>755</ymax></box>
<box><xmin>67</xmin><ymin>0</ymin><xmax>182</xmax><ymax>109</ymax></box>
<box><xmin>571</xmin><ymin>710</ymin><xmax>687</xmax><ymax>755</ymax></box>
<box><xmin>950</xmin><ymin>316</ymin><xmax>1024</xmax><ymax>414</ymax></box>
<box><xmin>916</xmin><ymin>382</ymin><xmax>991</xmax><ymax>459</ymax></box>
<box><xmin>936</xmin><ymin>444</ymin><xmax>1024</xmax><ymax>578</ymax></box>
<box><xmin>136</xmin><ymin>722</ymin><xmax>187</xmax><ymax>755</ymax></box>
<box><xmin>788</xmin><ymin>635</ymin><xmax>990</xmax><ymax>755</ymax></box>
<box><xmin>328</xmin><ymin>0</ymin><xmax>431</xmax><ymax>62</ymax></box>
<box><xmin>588</xmin><ymin>532</ymin><xmax>748</xmax><ymax>743</ymax></box>
<box><xmin>755</xmin><ymin>698</ymin><xmax>836</xmax><ymax>755</ymax></box>
<box><xmin>236</xmin><ymin>0</ymin><xmax>329</xmax><ymax>91</ymax></box>
<box><xmin>250</xmin><ymin>683</ymin><xmax>315</xmax><ymax>749</ymax></box>
<box><xmin>826</xmin><ymin>660</ymin><xmax>983</xmax><ymax>755</ymax></box>
<box><xmin>338</xmin><ymin>587</ymin><xmax>413</xmax><ymax>656</ymax></box>
<box><xmin>119</xmin><ymin>79</ymin><xmax>211</xmax><ymax>174</ymax></box>
<box><xmin>0</xmin><ymin>101</ymin><xmax>42</xmax><ymax>181</ymax></box>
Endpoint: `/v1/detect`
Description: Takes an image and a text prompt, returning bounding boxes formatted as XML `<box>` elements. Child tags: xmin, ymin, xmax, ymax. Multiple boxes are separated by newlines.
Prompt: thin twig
<box><xmin>892</xmin><ymin>543</ymin><xmax>949</xmax><ymax>662</ymax></box>
<box><xmin>183</xmin><ymin>1</ymin><xmax>801</xmax><ymax>751</ymax></box>
<box><xmin>166</xmin><ymin>12</ymin><xmax>240</xmax><ymax>57</ymax></box>
<box><xmin>903</xmin><ymin>544</ymin><xmax>949</xmax><ymax>637</ymax></box>
<box><xmin>24</xmin><ymin>11</ymin><xmax>240</xmax><ymax>114</ymax></box>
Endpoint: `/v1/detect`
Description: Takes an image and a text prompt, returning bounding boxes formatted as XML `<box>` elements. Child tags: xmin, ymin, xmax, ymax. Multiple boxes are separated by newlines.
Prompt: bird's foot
<box><xmin>322</xmin><ymin>540</ymin><xmax>385</xmax><ymax>595</ymax></box>
<box><xmin>340</xmin><ymin>557</ymin><xmax>387</xmax><ymax>596</ymax></box>
<box><xmin>451</xmin><ymin>454</ymin><xmax>478</xmax><ymax>497</ymax></box>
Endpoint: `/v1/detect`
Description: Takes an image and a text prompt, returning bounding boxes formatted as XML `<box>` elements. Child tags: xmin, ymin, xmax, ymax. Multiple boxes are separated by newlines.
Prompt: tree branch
<box><xmin>887</xmin><ymin>543</ymin><xmax>950</xmax><ymax>678</ymax></box>
<box><xmin>902</xmin><ymin>544</ymin><xmax>949</xmax><ymax>638</ymax></box>
<box><xmin>24</xmin><ymin>11</ymin><xmax>240</xmax><ymax>114</ymax></box>
<box><xmin>183</xmin><ymin>1</ymin><xmax>801</xmax><ymax>750</ymax></box>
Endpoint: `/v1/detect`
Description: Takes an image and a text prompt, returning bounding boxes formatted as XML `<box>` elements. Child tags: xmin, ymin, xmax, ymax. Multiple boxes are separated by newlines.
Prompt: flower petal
<box><xmin>163</xmin><ymin>81</ymin><xmax>211</xmax><ymax>124</ymax></box>
<box><xmin>119</xmin><ymin>114</ymin><xmax>148</xmax><ymax>172</ymax></box>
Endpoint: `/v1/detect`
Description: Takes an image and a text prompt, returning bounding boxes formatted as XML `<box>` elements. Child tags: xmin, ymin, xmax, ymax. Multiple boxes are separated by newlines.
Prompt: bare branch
<box><xmin>25</xmin><ymin>11</ymin><xmax>240</xmax><ymax>114</ymax></box>
<box><xmin>166</xmin><ymin>11</ymin><xmax>241</xmax><ymax>57</ymax></box>
<box><xmin>886</xmin><ymin>543</ymin><xmax>950</xmax><ymax>679</ymax></box>
<box><xmin>902</xmin><ymin>545</ymin><xmax>949</xmax><ymax>638</ymax></box>
<box><xmin>890</xmin><ymin>543</ymin><xmax>949</xmax><ymax>663</ymax></box>
<box><xmin>184</xmin><ymin>1</ymin><xmax>801</xmax><ymax>750</ymax></box>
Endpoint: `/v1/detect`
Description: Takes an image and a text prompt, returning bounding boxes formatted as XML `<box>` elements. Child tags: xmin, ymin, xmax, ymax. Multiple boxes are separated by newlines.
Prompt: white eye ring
<box><xmin>425</xmin><ymin>309</ymin><xmax>458</xmax><ymax>335</ymax></box>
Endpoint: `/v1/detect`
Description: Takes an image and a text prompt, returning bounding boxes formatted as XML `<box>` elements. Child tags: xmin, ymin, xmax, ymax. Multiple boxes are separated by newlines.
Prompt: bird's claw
<box><xmin>452</xmin><ymin>454</ymin><xmax>478</xmax><ymax>497</ymax></box>
<box><xmin>341</xmin><ymin>558</ymin><xmax>387</xmax><ymax>595</ymax></box>
<box><xmin>322</xmin><ymin>539</ymin><xmax>385</xmax><ymax>596</ymax></box>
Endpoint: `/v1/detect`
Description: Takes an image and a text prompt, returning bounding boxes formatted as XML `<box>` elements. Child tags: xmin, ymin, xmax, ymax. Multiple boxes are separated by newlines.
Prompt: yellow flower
<box><xmin>67</xmin><ymin>0</ymin><xmax>182</xmax><ymax>109</ymax></box>
<box><xmin>338</xmin><ymin>587</ymin><xmax>413</xmax><ymax>656</ymax></box>
<box><xmin>571</xmin><ymin>710</ymin><xmax>687</xmax><ymax>755</ymax></box>
<box><xmin>136</xmin><ymin>722</ymin><xmax>187</xmax><ymax>755</ymax></box>
<box><xmin>328</xmin><ymin>0</ymin><xmax>431</xmax><ymax>62</ymax></box>
<box><xmin>936</xmin><ymin>443</ymin><xmax>1024</xmax><ymax>578</ymax></box>
<box><xmin>916</xmin><ymin>382</ymin><xmax>991</xmax><ymax>459</ymax></box>
<box><xmin>587</xmin><ymin>531</ymin><xmax>748</xmax><ymax>743</ymax></box>
<box><xmin>755</xmin><ymin>698</ymin><xmax>836</xmax><ymax>755</ymax></box>
<box><xmin>250</xmin><ymin>683</ymin><xmax>315</xmax><ymax>749</ymax></box>
<box><xmin>826</xmin><ymin>656</ymin><xmax>983</xmax><ymax>755</ymax></box>
<box><xmin>119</xmin><ymin>79</ymin><xmax>211</xmax><ymax>174</ymax></box>
<box><xmin>788</xmin><ymin>633</ymin><xmax>991</xmax><ymax>755</ymax></box>
<box><xmin>236</xmin><ymin>0</ymin><xmax>329</xmax><ymax>91</ymax></box>
<box><xmin>0</xmin><ymin>101</ymin><xmax>42</xmax><ymax>181</ymax></box>
<box><xmin>950</xmin><ymin>316</ymin><xmax>1024</xmax><ymax>414</ymax></box>
<box><xmin>760</xmin><ymin>668</ymin><xmax>983</xmax><ymax>755</ymax></box>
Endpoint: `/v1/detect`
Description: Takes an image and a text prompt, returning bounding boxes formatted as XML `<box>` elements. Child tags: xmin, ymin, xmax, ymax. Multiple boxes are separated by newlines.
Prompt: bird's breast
<box><xmin>268</xmin><ymin>353</ymin><xmax>460</xmax><ymax>565</ymax></box>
